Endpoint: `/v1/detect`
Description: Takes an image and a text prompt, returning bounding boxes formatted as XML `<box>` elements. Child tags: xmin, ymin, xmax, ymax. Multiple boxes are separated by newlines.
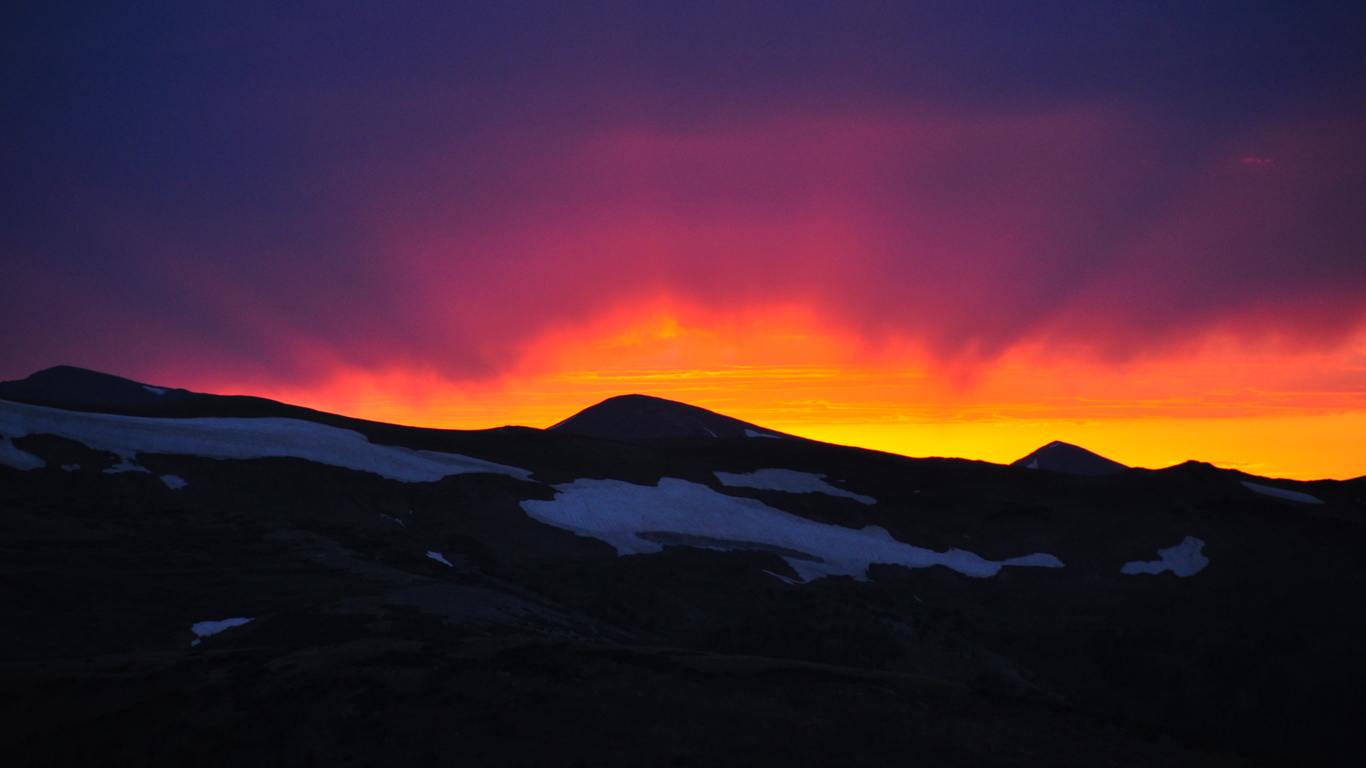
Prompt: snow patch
<box><xmin>143</xmin><ymin>385</ymin><xmax>169</xmax><ymax>396</ymax></box>
<box><xmin>103</xmin><ymin>454</ymin><xmax>149</xmax><ymax>474</ymax></box>
<box><xmin>0</xmin><ymin>433</ymin><xmax>45</xmax><ymax>470</ymax></box>
<box><xmin>520</xmin><ymin>477</ymin><xmax>1062</xmax><ymax>582</ymax></box>
<box><xmin>426</xmin><ymin>551</ymin><xmax>453</xmax><ymax>567</ymax></box>
<box><xmin>190</xmin><ymin>617</ymin><xmax>253</xmax><ymax>646</ymax></box>
<box><xmin>0</xmin><ymin>399</ymin><xmax>532</xmax><ymax>483</ymax></box>
<box><xmin>1121</xmin><ymin>536</ymin><xmax>1208</xmax><ymax>577</ymax></box>
<box><xmin>744</xmin><ymin>429</ymin><xmax>782</xmax><ymax>438</ymax></box>
<box><xmin>160</xmin><ymin>474</ymin><xmax>187</xmax><ymax>489</ymax></box>
<box><xmin>1001</xmin><ymin>552</ymin><xmax>1065</xmax><ymax>568</ymax></box>
<box><xmin>715</xmin><ymin>469</ymin><xmax>876</xmax><ymax>505</ymax></box>
<box><xmin>1241</xmin><ymin>480</ymin><xmax>1323</xmax><ymax>505</ymax></box>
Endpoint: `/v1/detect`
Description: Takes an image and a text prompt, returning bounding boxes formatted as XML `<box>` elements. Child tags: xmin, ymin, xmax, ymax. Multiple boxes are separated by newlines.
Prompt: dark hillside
<box><xmin>2</xmin><ymin>370</ymin><xmax>1363</xmax><ymax>766</ymax></box>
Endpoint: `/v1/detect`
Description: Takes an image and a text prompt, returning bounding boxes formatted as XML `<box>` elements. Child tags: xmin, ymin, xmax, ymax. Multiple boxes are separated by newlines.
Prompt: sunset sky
<box><xmin>4</xmin><ymin>3</ymin><xmax>1364</xmax><ymax>479</ymax></box>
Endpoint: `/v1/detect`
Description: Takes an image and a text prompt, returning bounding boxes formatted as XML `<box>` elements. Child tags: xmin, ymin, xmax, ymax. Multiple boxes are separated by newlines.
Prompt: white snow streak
<box><xmin>426</xmin><ymin>551</ymin><xmax>453</xmax><ymax>567</ymax></box>
<box><xmin>1241</xmin><ymin>480</ymin><xmax>1323</xmax><ymax>504</ymax></box>
<box><xmin>520</xmin><ymin>477</ymin><xmax>1062</xmax><ymax>582</ymax></box>
<box><xmin>160</xmin><ymin>474</ymin><xmax>187</xmax><ymax>489</ymax></box>
<box><xmin>714</xmin><ymin>469</ymin><xmax>876</xmax><ymax>505</ymax></box>
<box><xmin>190</xmin><ymin>617</ymin><xmax>253</xmax><ymax>646</ymax></box>
<box><xmin>143</xmin><ymin>386</ymin><xmax>169</xmax><ymax>396</ymax></box>
<box><xmin>1121</xmin><ymin>536</ymin><xmax>1208</xmax><ymax>577</ymax></box>
<box><xmin>763</xmin><ymin>569</ymin><xmax>802</xmax><ymax>585</ymax></box>
<box><xmin>744</xmin><ymin>429</ymin><xmax>782</xmax><ymax>438</ymax></box>
<box><xmin>0</xmin><ymin>400</ymin><xmax>531</xmax><ymax>483</ymax></box>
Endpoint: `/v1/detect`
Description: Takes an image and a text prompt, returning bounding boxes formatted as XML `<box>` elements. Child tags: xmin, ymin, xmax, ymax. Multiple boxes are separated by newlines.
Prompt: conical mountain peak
<box><xmin>1011</xmin><ymin>440</ymin><xmax>1128</xmax><ymax>476</ymax></box>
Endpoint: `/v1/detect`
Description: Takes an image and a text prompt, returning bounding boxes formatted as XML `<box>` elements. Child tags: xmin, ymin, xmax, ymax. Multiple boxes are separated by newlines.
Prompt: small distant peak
<box><xmin>1171</xmin><ymin>460</ymin><xmax>1222</xmax><ymax>475</ymax></box>
<box><xmin>1011</xmin><ymin>441</ymin><xmax>1127</xmax><ymax>476</ymax></box>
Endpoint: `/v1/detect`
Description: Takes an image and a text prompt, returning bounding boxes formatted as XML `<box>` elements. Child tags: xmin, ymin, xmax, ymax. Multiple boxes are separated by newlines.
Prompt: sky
<box><xmin>3</xmin><ymin>2</ymin><xmax>1365</xmax><ymax>479</ymax></box>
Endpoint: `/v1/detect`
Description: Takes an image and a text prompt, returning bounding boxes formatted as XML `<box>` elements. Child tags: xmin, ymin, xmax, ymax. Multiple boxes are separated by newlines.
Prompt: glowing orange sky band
<box><xmin>224</xmin><ymin>300</ymin><xmax>1366</xmax><ymax>481</ymax></box>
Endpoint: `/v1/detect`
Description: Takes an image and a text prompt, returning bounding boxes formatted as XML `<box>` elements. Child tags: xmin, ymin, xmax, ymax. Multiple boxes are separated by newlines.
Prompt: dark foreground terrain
<box><xmin>2</xmin><ymin>367</ymin><xmax>1363</xmax><ymax>766</ymax></box>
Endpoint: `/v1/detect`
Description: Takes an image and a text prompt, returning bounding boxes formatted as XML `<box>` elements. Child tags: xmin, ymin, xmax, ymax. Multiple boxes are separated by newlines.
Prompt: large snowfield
<box><xmin>0</xmin><ymin>399</ymin><xmax>531</xmax><ymax>482</ymax></box>
<box><xmin>522</xmin><ymin>477</ymin><xmax>1063</xmax><ymax>581</ymax></box>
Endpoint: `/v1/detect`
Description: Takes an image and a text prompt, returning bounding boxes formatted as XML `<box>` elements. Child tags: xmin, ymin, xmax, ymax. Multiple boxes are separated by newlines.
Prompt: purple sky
<box><xmin>3</xmin><ymin>2</ymin><xmax>1364</xmax><ymax>388</ymax></box>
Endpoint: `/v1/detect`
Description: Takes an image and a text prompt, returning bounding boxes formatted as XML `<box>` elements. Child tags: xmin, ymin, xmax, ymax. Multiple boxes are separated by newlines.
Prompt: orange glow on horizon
<box><xmin>221</xmin><ymin>300</ymin><xmax>1366</xmax><ymax>481</ymax></box>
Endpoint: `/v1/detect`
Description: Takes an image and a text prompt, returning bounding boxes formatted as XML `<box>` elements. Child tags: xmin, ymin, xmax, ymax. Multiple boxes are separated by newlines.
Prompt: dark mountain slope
<box><xmin>549</xmin><ymin>393</ymin><xmax>789</xmax><ymax>439</ymax></box>
<box><xmin>3</xmin><ymin>370</ymin><xmax>1364</xmax><ymax>765</ymax></box>
<box><xmin>0</xmin><ymin>365</ymin><xmax>202</xmax><ymax>407</ymax></box>
<box><xmin>0</xmin><ymin>366</ymin><xmax>579</xmax><ymax>476</ymax></box>
<box><xmin>1012</xmin><ymin>440</ymin><xmax>1129</xmax><ymax>475</ymax></box>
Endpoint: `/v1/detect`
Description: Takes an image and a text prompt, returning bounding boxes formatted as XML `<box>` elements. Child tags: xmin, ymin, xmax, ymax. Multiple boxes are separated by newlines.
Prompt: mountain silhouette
<box><xmin>2</xmin><ymin>367</ymin><xmax>1364</xmax><ymax>766</ymax></box>
<box><xmin>548</xmin><ymin>393</ymin><xmax>789</xmax><ymax>440</ymax></box>
<box><xmin>0</xmin><ymin>365</ymin><xmax>200</xmax><ymax>407</ymax></box>
<box><xmin>1011</xmin><ymin>440</ymin><xmax>1128</xmax><ymax>475</ymax></box>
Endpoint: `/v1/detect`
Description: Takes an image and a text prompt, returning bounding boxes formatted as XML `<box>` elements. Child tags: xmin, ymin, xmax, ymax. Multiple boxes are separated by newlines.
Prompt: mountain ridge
<box><xmin>0</xmin><ymin>364</ymin><xmax>203</xmax><ymax>407</ymax></box>
<box><xmin>0</xmin><ymin>367</ymin><xmax>1136</xmax><ymax>476</ymax></box>
<box><xmin>2</xmin><ymin>365</ymin><xmax>1365</xmax><ymax>765</ymax></box>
